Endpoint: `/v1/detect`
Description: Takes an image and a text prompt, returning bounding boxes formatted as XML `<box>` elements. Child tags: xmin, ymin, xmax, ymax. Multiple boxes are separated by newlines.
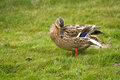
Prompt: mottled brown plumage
<box><xmin>50</xmin><ymin>18</ymin><xmax>103</xmax><ymax>53</ymax></box>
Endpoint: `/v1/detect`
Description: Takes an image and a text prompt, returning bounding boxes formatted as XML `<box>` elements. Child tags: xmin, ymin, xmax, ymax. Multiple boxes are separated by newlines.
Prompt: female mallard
<box><xmin>50</xmin><ymin>17</ymin><xmax>104</xmax><ymax>56</ymax></box>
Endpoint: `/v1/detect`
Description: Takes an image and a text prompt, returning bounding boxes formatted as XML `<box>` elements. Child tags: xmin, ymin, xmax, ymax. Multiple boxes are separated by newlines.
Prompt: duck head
<box><xmin>55</xmin><ymin>17</ymin><xmax>64</xmax><ymax>38</ymax></box>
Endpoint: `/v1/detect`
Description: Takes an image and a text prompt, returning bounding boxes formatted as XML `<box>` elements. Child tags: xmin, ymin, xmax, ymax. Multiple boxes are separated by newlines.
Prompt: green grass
<box><xmin>0</xmin><ymin>0</ymin><xmax>120</xmax><ymax>80</ymax></box>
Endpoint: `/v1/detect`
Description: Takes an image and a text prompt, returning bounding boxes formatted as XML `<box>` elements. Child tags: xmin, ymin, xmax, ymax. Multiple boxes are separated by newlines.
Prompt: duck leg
<box><xmin>75</xmin><ymin>48</ymin><xmax>78</xmax><ymax>56</ymax></box>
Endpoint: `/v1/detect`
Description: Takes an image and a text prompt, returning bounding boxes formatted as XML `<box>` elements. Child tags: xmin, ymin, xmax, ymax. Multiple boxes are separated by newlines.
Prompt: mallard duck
<box><xmin>50</xmin><ymin>17</ymin><xmax>104</xmax><ymax>56</ymax></box>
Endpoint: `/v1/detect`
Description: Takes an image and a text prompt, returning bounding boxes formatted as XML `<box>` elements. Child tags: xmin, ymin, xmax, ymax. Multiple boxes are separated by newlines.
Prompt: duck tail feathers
<box><xmin>89</xmin><ymin>39</ymin><xmax>102</xmax><ymax>48</ymax></box>
<box><xmin>87</xmin><ymin>26</ymin><xmax>103</xmax><ymax>35</ymax></box>
<box><xmin>93</xmin><ymin>26</ymin><xmax>102</xmax><ymax>29</ymax></box>
<box><xmin>91</xmin><ymin>30</ymin><xmax>103</xmax><ymax>35</ymax></box>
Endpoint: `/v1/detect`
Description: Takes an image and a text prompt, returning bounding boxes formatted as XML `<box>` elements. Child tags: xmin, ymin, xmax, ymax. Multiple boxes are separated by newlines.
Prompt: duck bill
<box><xmin>60</xmin><ymin>29</ymin><xmax>63</xmax><ymax>38</ymax></box>
<box><xmin>58</xmin><ymin>28</ymin><xmax>63</xmax><ymax>38</ymax></box>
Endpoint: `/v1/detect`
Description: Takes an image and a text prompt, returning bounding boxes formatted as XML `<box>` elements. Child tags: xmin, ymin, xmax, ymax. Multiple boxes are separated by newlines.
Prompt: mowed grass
<box><xmin>0</xmin><ymin>0</ymin><xmax>120</xmax><ymax>80</ymax></box>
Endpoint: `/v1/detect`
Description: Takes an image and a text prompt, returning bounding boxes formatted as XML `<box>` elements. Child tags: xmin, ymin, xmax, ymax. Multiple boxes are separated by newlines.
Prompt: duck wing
<box><xmin>63</xmin><ymin>25</ymin><xmax>102</xmax><ymax>37</ymax></box>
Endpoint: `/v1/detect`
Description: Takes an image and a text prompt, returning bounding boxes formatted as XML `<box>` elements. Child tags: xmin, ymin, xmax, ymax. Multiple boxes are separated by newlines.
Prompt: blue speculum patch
<box><xmin>80</xmin><ymin>32</ymin><xmax>88</xmax><ymax>37</ymax></box>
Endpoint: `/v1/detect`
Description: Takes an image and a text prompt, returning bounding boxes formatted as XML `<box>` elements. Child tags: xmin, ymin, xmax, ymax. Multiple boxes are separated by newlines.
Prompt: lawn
<box><xmin>0</xmin><ymin>0</ymin><xmax>120</xmax><ymax>80</ymax></box>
